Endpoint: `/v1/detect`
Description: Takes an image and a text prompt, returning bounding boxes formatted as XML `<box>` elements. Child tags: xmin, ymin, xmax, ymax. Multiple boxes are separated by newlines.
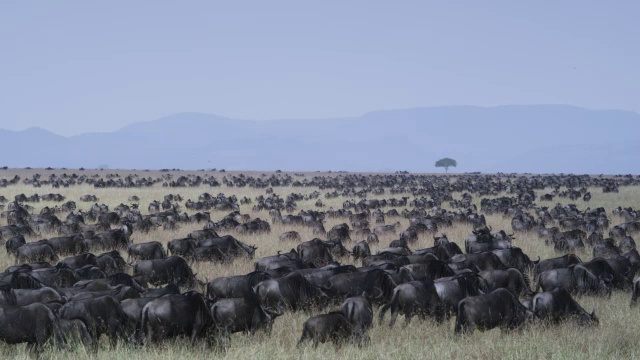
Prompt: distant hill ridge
<box><xmin>3</xmin><ymin>105</ymin><xmax>639</xmax><ymax>173</ymax></box>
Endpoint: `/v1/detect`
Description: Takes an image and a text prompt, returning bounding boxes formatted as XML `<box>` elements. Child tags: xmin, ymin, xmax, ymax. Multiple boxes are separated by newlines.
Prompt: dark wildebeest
<box><xmin>210</xmin><ymin>292</ymin><xmax>283</xmax><ymax>335</ymax></box>
<box><xmin>297</xmin><ymin>238</ymin><xmax>335</xmax><ymax>268</ymax></box>
<box><xmin>631</xmin><ymin>278</ymin><xmax>640</xmax><ymax>306</ymax></box>
<box><xmin>619</xmin><ymin>236</ymin><xmax>637</xmax><ymax>253</ymax></box>
<box><xmin>46</xmin><ymin>234</ymin><xmax>88</xmax><ymax>255</ymax></box>
<box><xmin>141</xmin><ymin>291</ymin><xmax>214</xmax><ymax>345</ymax></box>
<box><xmin>378</xmin><ymin>279</ymin><xmax>444</xmax><ymax>327</ymax></box>
<box><xmin>128</xmin><ymin>241</ymin><xmax>166</xmax><ymax>261</ymax></box>
<box><xmin>5</xmin><ymin>235</ymin><xmax>26</xmax><ymax>255</ymax></box>
<box><xmin>449</xmin><ymin>252</ymin><xmax>507</xmax><ymax>272</ymax></box>
<box><xmin>187</xmin><ymin>229</ymin><xmax>218</xmax><ymax>240</ymax></box>
<box><xmin>133</xmin><ymin>256</ymin><xmax>197</xmax><ymax>288</ymax></box>
<box><xmin>15</xmin><ymin>243</ymin><xmax>58</xmax><ymax>264</ymax></box>
<box><xmin>279</xmin><ymin>231</ymin><xmax>301</xmax><ymax>242</ymax></box>
<box><xmin>254</xmin><ymin>249</ymin><xmax>300</xmax><ymax>272</ymax></box>
<box><xmin>60</xmin><ymin>318</ymin><xmax>93</xmax><ymax>347</ymax></box>
<box><xmin>298</xmin><ymin>265</ymin><xmax>357</xmax><ymax>289</ymax></box>
<box><xmin>352</xmin><ymin>241</ymin><xmax>371</xmax><ymax>260</ymax></box>
<box><xmin>297</xmin><ymin>312</ymin><xmax>361</xmax><ymax>348</ymax></box>
<box><xmin>491</xmin><ymin>248</ymin><xmax>539</xmax><ymax>273</ymax></box>
<box><xmin>206</xmin><ymin>271</ymin><xmax>272</xmax><ymax>301</ymax></box>
<box><xmin>534</xmin><ymin>254</ymin><xmax>582</xmax><ymax>277</ymax></box>
<box><xmin>593</xmin><ymin>239</ymin><xmax>622</xmax><ymax>259</ymax></box>
<box><xmin>580</xmin><ymin>257</ymin><xmax>631</xmax><ymax>290</ymax></box>
<box><xmin>0</xmin><ymin>303</ymin><xmax>64</xmax><ymax>353</ymax></box>
<box><xmin>167</xmin><ymin>238</ymin><xmax>198</xmax><ymax>258</ymax></box>
<box><xmin>532</xmin><ymin>288</ymin><xmax>598</xmax><ymax>326</ymax></box>
<box><xmin>61</xmin><ymin>253</ymin><xmax>99</xmax><ymax>270</ymax></box>
<box><xmin>254</xmin><ymin>272</ymin><xmax>329</xmax><ymax>312</ymax></box>
<box><xmin>479</xmin><ymin>268</ymin><xmax>535</xmax><ymax>297</ymax></box>
<box><xmin>197</xmin><ymin>235</ymin><xmax>257</xmax><ymax>260</ymax></box>
<box><xmin>59</xmin><ymin>295</ymin><xmax>128</xmax><ymax>347</ymax></box>
<box><xmin>536</xmin><ymin>265</ymin><xmax>612</xmax><ymax>297</ymax></box>
<box><xmin>340</xmin><ymin>294</ymin><xmax>373</xmax><ymax>340</ymax></box>
<box><xmin>322</xmin><ymin>269</ymin><xmax>397</xmax><ymax>305</ymax></box>
<box><xmin>434</xmin><ymin>273</ymin><xmax>488</xmax><ymax>317</ymax></box>
<box><xmin>399</xmin><ymin>259</ymin><xmax>455</xmax><ymax>282</ymax></box>
<box><xmin>455</xmin><ymin>288</ymin><xmax>533</xmax><ymax>335</ymax></box>
<box><xmin>327</xmin><ymin>223</ymin><xmax>350</xmax><ymax>242</ymax></box>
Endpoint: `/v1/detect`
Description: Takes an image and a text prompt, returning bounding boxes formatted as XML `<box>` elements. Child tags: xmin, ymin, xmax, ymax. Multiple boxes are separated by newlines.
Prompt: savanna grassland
<box><xmin>0</xmin><ymin>169</ymin><xmax>639</xmax><ymax>360</ymax></box>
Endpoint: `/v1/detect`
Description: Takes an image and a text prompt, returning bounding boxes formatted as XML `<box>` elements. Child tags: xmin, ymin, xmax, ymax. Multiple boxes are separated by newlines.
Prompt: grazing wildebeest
<box><xmin>206</xmin><ymin>271</ymin><xmax>272</xmax><ymax>301</ymax></box>
<box><xmin>210</xmin><ymin>292</ymin><xmax>282</xmax><ymax>335</ymax></box>
<box><xmin>297</xmin><ymin>312</ymin><xmax>361</xmax><ymax>348</ymax></box>
<box><xmin>133</xmin><ymin>256</ymin><xmax>197</xmax><ymax>288</ymax></box>
<box><xmin>455</xmin><ymin>288</ymin><xmax>533</xmax><ymax>334</ymax></box>
<box><xmin>59</xmin><ymin>295</ymin><xmax>128</xmax><ymax>347</ymax></box>
<box><xmin>254</xmin><ymin>272</ymin><xmax>329</xmax><ymax>312</ymax></box>
<box><xmin>128</xmin><ymin>241</ymin><xmax>166</xmax><ymax>261</ymax></box>
<box><xmin>536</xmin><ymin>265</ymin><xmax>612</xmax><ymax>296</ymax></box>
<box><xmin>532</xmin><ymin>288</ymin><xmax>598</xmax><ymax>325</ymax></box>
<box><xmin>15</xmin><ymin>243</ymin><xmax>58</xmax><ymax>264</ymax></box>
<box><xmin>480</xmin><ymin>268</ymin><xmax>535</xmax><ymax>297</ymax></box>
<box><xmin>141</xmin><ymin>291</ymin><xmax>214</xmax><ymax>345</ymax></box>
<box><xmin>0</xmin><ymin>302</ymin><xmax>64</xmax><ymax>353</ymax></box>
<box><xmin>534</xmin><ymin>254</ymin><xmax>582</xmax><ymax>277</ymax></box>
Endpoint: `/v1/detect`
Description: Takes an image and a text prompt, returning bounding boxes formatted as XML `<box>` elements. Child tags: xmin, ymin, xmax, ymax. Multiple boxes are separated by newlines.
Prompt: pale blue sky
<box><xmin>1</xmin><ymin>1</ymin><xmax>638</xmax><ymax>135</ymax></box>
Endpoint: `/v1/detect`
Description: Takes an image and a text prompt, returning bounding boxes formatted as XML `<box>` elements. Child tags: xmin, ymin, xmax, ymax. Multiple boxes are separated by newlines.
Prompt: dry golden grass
<box><xmin>0</xmin><ymin>169</ymin><xmax>638</xmax><ymax>359</ymax></box>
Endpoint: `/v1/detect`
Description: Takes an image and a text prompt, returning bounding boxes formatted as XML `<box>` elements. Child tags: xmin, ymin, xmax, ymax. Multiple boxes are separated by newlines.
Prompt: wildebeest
<box><xmin>593</xmin><ymin>238</ymin><xmax>622</xmax><ymax>259</ymax></box>
<box><xmin>128</xmin><ymin>241</ymin><xmax>166</xmax><ymax>261</ymax></box>
<box><xmin>5</xmin><ymin>235</ymin><xmax>26</xmax><ymax>254</ymax></box>
<box><xmin>46</xmin><ymin>234</ymin><xmax>88</xmax><ymax>255</ymax></box>
<box><xmin>327</xmin><ymin>223</ymin><xmax>350</xmax><ymax>242</ymax></box>
<box><xmin>60</xmin><ymin>318</ymin><xmax>93</xmax><ymax>347</ymax></box>
<box><xmin>279</xmin><ymin>231</ymin><xmax>301</xmax><ymax>242</ymax></box>
<box><xmin>536</xmin><ymin>265</ymin><xmax>612</xmax><ymax>296</ymax></box>
<box><xmin>297</xmin><ymin>238</ymin><xmax>335</xmax><ymax>268</ymax></box>
<box><xmin>141</xmin><ymin>291</ymin><xmax>215</xmax><ymax>345</ymax></box>
<box><xmin>197</xmin><ymin>235</ymin><xmax>257</xmax><ymax>260</ymax></box>
<box><xmin>210</xmin><ymin>292</ymin><xmax>282</xmax><ymax>335</ymax></box>
<box><xmin>352</xmin><ymin>241</ymin><xmax>371</xmax><ymax>260</ymax></box>
<box><xmin>254</xmin><ymin>272</ymin><xmax>329</xmax><ymax>312</ymax></box>
<box><xmin>0</xmin><ymin>302</ymin><xmax>64</xmax><ymax>353</ymax></box>
<box><xmin>480</xmin><ymin>268</ymin><xmax>535</xmax><ymax>297</ymax></box>
<box><xmin>254</xmin><ymin>249</ymin><xmax>301</xmax><ymax>271</ymax></box>
<box><xmin>340</xmin><ymin>294</ymin><xmax>373</xmax><ymax>339</ymax></box>
<box><xmin>631</xmin><ymin>278</ymin><xmax>640</xmax><ymax>306</ymax></box>
<box><xmin>534</xmin><ymin>254</ymin><xmax>582</xmax><ymax>277</ymax></box>
<box><xmin>532</xmin><ymin>287</ymin><xmax>598</xmax><ymax>325</ymax></box>
<box><xmin>133</xmin><ymin>256</ymin><xmax>198</xmax><ymax>288</ymax></box>
<box><xmin>207</xmin><ymin>271</ymin><xmax>272</xmax><ymax>301</ymax></box>
<box><xmin>322</xmin><ymin>269</ymin><xmax>397</xmax><ymax>305</ymax></box>
<box><xmin>297</xmin><ymin>312</ymin><xmax>361</xmax><ymax>348</ymax></box>
<box><xmin>434</xmin><ymin>272</ymin><xmax>488</xmax><ymax>316</ymax></box>
<box><xmin>455</xmin><ymin>288</ymin><xmax>533</xmax><ymax>334</ymax></box>
<box><xmin>167</xmin><ymin>238</ymin><xmax>198</xmax><ymax>257</ymax></box>
<box><xmin>15</xmin><ymin>243</ymin><xmax>58</xmax><ymax>264</ymax></box>
<box><xmin>379</xmin><ymin>279</ymin><xmax>444</xmax><ymax>327</ymax></box>
<box><xmin>449</xmin><ymin>252</ymin><xmax>507</xmax><ymax>272</ymax></box>
<box><xmin>59</xmin><ymin>295</ymin><xmax>128</xmax><ymax>347</ymax></box>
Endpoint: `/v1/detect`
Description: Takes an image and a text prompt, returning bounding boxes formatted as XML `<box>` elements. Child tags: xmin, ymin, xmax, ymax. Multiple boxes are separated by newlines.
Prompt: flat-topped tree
<box><xmin>435</xmin><ymin>158</ymin><xmax>457</xmax><ymax>173</ymax></box>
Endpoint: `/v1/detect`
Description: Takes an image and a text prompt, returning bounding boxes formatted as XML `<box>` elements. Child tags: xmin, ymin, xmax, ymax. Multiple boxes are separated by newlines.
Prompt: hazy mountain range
<box><xmin>3</xmin><ymin>105</ymin><xmax>639</xmax><ymax>174</ymax></box>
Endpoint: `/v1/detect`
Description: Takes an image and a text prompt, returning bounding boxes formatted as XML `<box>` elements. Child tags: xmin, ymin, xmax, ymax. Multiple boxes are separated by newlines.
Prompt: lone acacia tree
<box><xmin>435</xmin><ymin>158</ymin><xmax>457</xmax><ymax>173</ymax></box>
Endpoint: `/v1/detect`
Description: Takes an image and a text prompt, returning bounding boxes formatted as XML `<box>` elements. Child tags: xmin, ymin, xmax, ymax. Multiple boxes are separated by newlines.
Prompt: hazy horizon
<box><xmin>2</xmin><ymin>1</ymin><xmax>639</xmax><ymax>135</ymax></box>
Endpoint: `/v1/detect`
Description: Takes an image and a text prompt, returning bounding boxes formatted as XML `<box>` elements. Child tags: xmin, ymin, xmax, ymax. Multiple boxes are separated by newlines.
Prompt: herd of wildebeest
<box><xmin>0</xmin><ymin>170</ymin><xmax>639</xmax><ymax>354</ymax></box>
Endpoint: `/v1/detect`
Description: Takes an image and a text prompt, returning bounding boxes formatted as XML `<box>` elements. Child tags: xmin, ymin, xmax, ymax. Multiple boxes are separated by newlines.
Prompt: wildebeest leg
<box><xmin>296</xmin><ymin>326</ymin><xmax>310</xmax><ymax>348</ymax></box>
